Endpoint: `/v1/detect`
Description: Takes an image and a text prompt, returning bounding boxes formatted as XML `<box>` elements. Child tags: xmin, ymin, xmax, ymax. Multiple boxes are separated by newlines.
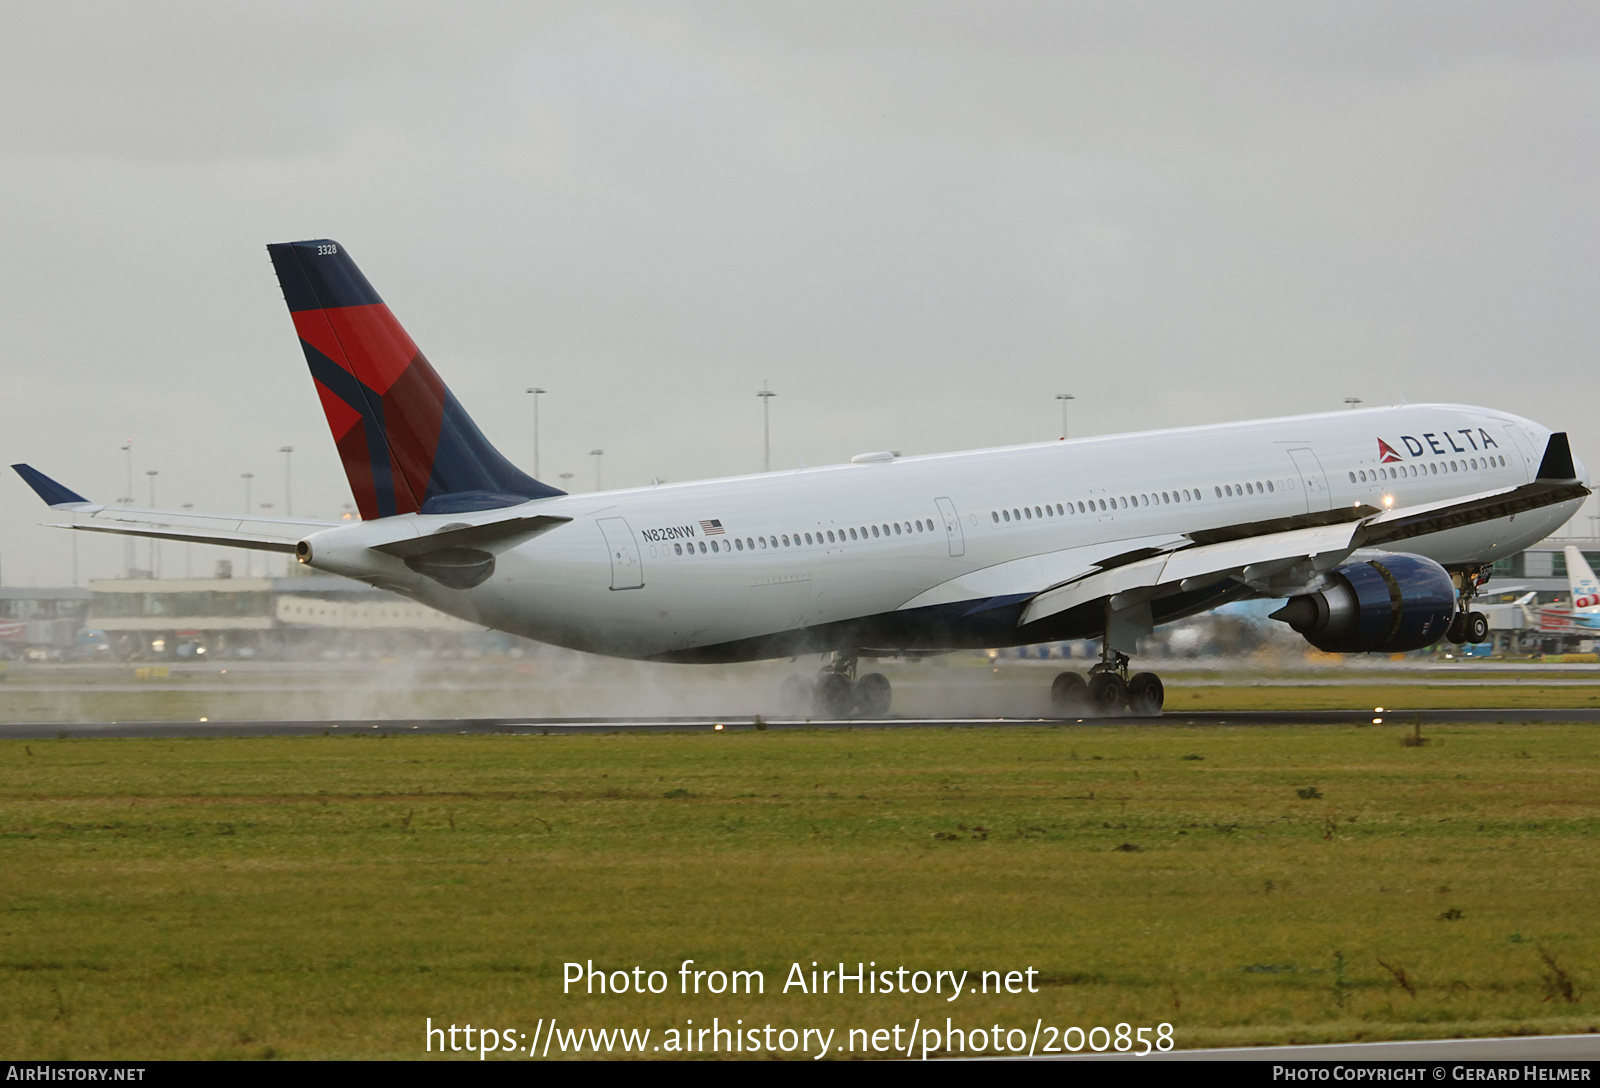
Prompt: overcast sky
<box><xmin>4</xmin><ymin>1</ymin><xmax>1599</xmax><ymax>583</ymax></box>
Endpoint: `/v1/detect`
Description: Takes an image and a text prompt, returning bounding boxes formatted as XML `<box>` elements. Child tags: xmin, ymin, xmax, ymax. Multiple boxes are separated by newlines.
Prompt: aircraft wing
<box><xmin>12</xmin><ymin>463</ymin><xmax>572</xmax><ymax>558</ymax></box>
<box><xmin>1019</xmin><ymin>433</ymin><xmax>1588</xmax><ymax>627</ymax></box>
<box><xmin>13</xmin><ymin>463</ymin><xmax>336</xmax><ymax>554</ymax></box>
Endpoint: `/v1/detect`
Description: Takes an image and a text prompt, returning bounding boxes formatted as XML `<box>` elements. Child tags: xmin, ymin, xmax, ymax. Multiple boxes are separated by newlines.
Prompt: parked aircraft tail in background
<box><xmin>1563</xmin><ymin>544</ymin><xmax>1600</xmax><ymax>613</ymax></box>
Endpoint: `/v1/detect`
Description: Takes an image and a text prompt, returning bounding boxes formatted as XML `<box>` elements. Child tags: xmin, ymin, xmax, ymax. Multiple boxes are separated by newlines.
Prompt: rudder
<box><xmin>1564</xmin><ymin>545</ymin><xmax>1600</xmax><ymax>614</ymax></box>
<box><xmin>267</xmin><ymin>239</ymin><xmax>563</xmax><ymax>519</ymax></box>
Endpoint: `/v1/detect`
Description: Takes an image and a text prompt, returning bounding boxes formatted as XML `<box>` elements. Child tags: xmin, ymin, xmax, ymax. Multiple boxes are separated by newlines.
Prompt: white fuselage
<box><xmin>302</xmin><ymin>404</ymin><xmax>1584</xmax><ymax>661</ymax></box>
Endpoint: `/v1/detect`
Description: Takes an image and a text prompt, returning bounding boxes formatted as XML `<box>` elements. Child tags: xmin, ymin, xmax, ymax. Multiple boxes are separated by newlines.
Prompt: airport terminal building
<box><xmin>2</xmin><ymin>571</ymin><xmax>486</xmax><ymax>661</ymax></box>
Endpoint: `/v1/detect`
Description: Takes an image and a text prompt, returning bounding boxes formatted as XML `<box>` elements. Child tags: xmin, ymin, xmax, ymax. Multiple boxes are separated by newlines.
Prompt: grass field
<box><xmin>1</xmin><ymin>721</ymin><xmax>1596</xmax><ymax>1059</ymax></box>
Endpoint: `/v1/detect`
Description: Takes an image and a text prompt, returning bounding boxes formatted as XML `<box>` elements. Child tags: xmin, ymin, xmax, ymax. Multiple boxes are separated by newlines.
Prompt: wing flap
<box><xmin>1021</xmin><ymin>522</ymin><xmax>1359</xmax><ymax>626</ymax></box>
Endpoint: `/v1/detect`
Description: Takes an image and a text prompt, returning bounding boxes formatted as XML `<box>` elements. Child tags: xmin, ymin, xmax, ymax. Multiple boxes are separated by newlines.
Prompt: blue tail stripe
<box><xmin>427</xmin><ymin>390</ymin><xmax>564</xmax><ymax>503</ymax></box>
<box><xmin>269</xmin><ymin>241</ymin><xmax>384</xmax><ymax>313</ymax></box>
<box><xmin>302</xmin><ymin>345</ymin><xmax>402</xmax><ymax>518</ymax></box>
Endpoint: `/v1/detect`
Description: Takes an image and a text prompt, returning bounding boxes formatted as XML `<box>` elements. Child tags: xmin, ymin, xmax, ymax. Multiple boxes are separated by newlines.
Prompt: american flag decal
<box><xmin>699</xmin><ymin>519</ymin><xmax>725</xmax><ymax>536</ymax></box>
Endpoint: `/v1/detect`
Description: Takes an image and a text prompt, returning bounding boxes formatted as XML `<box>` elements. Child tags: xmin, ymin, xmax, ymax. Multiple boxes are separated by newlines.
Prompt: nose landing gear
<box><xmin>1446</xmin><ymin>567</ymin><xmax>1491</xmax><ymax>646</ymax></box>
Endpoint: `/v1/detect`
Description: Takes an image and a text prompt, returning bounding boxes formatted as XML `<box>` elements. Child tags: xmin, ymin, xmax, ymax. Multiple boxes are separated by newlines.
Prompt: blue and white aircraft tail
<box><xmin>1564</xmin><ymin>545</ymin><xmax>1600</xmax><ymax>615</ymax></box>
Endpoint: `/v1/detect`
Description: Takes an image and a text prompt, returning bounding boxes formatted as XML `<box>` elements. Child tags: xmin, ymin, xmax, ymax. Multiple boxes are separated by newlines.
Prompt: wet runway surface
<box><xmin>4</xmin><ymin>707</ymin><xmax>1600</xmax><ymax>738</ymax></box>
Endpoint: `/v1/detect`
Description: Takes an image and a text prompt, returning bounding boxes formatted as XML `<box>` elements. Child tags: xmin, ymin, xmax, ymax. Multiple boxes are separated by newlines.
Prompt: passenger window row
<box><xmin>1350</xmin><ymin>455</ymin><xmax>1505</xmax><ymax>485</ymax></box>
<box><xmin>990</xmin><ymin>488</ymin><xmax>1204</xmax><ymax>525</ymax></box>
<box><xmin>670</xmin><ymin>518</ymin><xmax>939</xmax><ymax>556</ymax></box>
<box><xmin>1214</xmin><ymin>480</ymin><xmax>1278</xmax><ymax>498</ymax></box>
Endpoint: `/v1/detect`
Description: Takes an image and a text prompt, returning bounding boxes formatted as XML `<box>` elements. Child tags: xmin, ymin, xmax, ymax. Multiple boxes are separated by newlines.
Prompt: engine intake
<box><xmin>1271</xmin><ymin>553</ymin><xmax>1455</xmax><ymax>653</ymax></box>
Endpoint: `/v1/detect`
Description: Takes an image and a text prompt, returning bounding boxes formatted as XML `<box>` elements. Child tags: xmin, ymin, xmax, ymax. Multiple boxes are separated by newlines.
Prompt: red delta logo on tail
<box><xmin>1377</xmin><ymin>439</ymin><xmax>1404</xmax><ymax>463</ymax></box>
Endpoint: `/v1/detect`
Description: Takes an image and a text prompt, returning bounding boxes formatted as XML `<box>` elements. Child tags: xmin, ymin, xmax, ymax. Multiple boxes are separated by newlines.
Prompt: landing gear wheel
<box><xmin>1446</xmin><ymin>613</ymin><xmax>1470</xmax><ymax>645</ymax></box>
<box><xmin>1128</xmin><ymin>672</ymin><xmax>1165</xmax><ymax>715</ymax></box>
<box><xmin>1467</xmin><ymin>611</ymin><xmax>1489</xmax><ymax>644</ymax></box>
<box><xmin>779</xmin><ymin>674</ymin><xmax>812</xmax><ymax>716</ymax></box>
<box><xmin>1087</xmin><ymin>672</ymin><xmax>1128</xmax><ymax>715</ymax></box>
<box><xmin>855</xmin><ymin>672</ymin><xmax>892</xmax><ymax>716</ymax></box>
<box><xmin>1050</xmin><ymin>672</ymin><xmax>1088</xmax><ymax>715</ymax></box>
<box><xmin>815</xmin><ymin>672</ymin><xmax>856</xmax><ymax>718</ymax></box>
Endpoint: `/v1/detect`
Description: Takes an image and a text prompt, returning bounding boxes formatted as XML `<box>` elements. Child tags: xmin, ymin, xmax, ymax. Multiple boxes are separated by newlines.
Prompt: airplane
<box><xmin>10</xmin><ymin>239</ymin><xmax>1592</xmax><ymax>717</ymax></box>
<box><xmin>1563</xmin><ymin>545</ymin><xmax>1600</xmax><ymax>617</ymax></box>
<box><xmin>1531</xmin><ymin>545</ymin><xmax>1600</xmax><ymax>634</ymax></box>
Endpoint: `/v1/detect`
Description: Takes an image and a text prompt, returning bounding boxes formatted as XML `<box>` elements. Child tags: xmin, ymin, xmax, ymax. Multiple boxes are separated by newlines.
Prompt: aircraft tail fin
<box><xmin>1563</xmin><ymin>545</ymin><xmax>1600</xmax><ymax>613</ymax></box>
<box><xmin>266</xmin><ymin>239</ymin><xmax>564</xmax><ymax>520</ymax></box>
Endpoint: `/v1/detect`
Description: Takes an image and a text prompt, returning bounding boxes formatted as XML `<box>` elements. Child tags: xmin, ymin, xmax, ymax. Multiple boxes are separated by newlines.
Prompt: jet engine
<box><xmin>1270</xmin><ymin>553</ymin><xmax>1456</xmax><ymax>654</ymax></box>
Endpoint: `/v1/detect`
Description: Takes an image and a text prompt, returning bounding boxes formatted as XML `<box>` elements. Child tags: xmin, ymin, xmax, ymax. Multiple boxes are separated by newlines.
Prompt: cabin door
<box><xmin>1286</xmin><ymin>448</ymin><xmax>1331</xmax><ymax>512</ymax></box>
<box><xmin>597</xmin><ymin>517</ymin><xmax>644</xmax><ymax>590</ymax></box>
<box><xmin>935</xmin><ymin>497</ymin><xmax>965</xmax><ymax>557</ymax></box>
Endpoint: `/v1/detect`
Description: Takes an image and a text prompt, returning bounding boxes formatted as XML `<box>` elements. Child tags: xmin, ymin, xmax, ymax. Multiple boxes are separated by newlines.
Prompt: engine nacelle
<box><xmin>1271</xmin><ymin>553</ymin><xmax>1456</xmax><ymax>654</ymax></box>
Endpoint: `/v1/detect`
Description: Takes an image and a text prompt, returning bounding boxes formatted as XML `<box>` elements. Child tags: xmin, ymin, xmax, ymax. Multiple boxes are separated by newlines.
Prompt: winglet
<box><xmin>11</xmin><ymin>464</ymin><xmax>91</xmax><ymax>507</ymax></box>
<box><xmin>1536</xmin><ymin>432</ymin><xmax>1577</xmax><ymax>481</ymax></box>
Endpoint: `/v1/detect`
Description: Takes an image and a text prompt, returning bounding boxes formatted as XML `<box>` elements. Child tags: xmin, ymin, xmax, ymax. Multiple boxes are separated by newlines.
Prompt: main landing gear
<box><xmin>779</xmin><ymin>653</ymin><xmax>893</xmax><ymax>719</ymax></box>
<box><xmin>1050</xmin><ymin>648</ymin><xmax>1165</xmax><ymax>718</ymax></box>
<box><xmin>1446</xmin><ymin>567</ymin><xmax>1491</xmax><ymax>646</ymax></box>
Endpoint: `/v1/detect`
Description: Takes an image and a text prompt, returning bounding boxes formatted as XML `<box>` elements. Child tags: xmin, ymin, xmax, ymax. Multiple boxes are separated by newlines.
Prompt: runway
<box><xmin>4</xmin><ymin>706</ymin><xmax>1600</xmax><ymax>739</ymax></box>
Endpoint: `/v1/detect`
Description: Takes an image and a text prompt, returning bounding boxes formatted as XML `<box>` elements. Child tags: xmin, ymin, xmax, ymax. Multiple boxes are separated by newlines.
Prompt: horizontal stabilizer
<box><xmin>12</xmin><ymin>464</ymin><xmax>91</xmax><ymax>508</ymax></box>
<box><xmin>371</xmin><ymin>515</ymin><xmax>571</xmax><ymax>559</ymax></box>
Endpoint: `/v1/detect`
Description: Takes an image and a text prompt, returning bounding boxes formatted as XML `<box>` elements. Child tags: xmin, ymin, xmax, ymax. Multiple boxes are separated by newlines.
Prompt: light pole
<box><xmin>182</xmin><ymin>504</ymin><xmax>195</xmax><ymax>579</ymax></box>
<box><xmin>120</xmin><ymin>440</ymin><xmax>134</xmax><ymax>578</ymax></box>
<box><xmin>279</xmin><ymin>446</ymin><xmax>294</xmax><ymax>517</ymax></box>
<box><xmin>146</xmin><ymin>470</ymin><xmax>159</xmax><ymax>577</ymax></box>
<box><xmin>241</xmin><ymin>472</ymin><xmax>254</xmax><ymax>577</ymax></box>
<box><xmin>525</xmin><ymin>388</ymin><xmax>546</xmax><ymax>478</ymax></box>
<box><xmin>1344</xmin><ymin>397</ymin><xmax>1362</xmax><ymax>410</ymax></box>
<box><xmin>590</xmin><ymin>449</ymin><xmax>604</xmax><ymax>492</ymax></box>
<box><xmin>758</xmin><ymin>381</ymin><xmax>777</xmax><ymax>472</ymax></box>
<box><xmin>1055</xmin><ymin>394</ymin><xmax>1075</xmax><ymax>440</ymax></box>
<box><xmin>558</xmin><ymin>472</ymin><xmax>575</xmax><ymax>492</ymax></box>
